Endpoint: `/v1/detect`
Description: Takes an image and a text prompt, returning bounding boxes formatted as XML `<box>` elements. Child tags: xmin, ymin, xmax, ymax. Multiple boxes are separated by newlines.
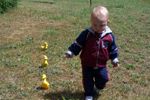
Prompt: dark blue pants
<box><xmin>82</xmin><ymin>67</ymin><xmax>109</xmax><ymax>96</ymax></box>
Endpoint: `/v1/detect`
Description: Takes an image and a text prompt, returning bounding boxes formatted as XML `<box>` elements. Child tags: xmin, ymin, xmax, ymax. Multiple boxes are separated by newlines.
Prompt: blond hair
<box><xmin>91</xmin><ymin>6</ymin><xmax>109</xmax><ymax>22</ymax></box>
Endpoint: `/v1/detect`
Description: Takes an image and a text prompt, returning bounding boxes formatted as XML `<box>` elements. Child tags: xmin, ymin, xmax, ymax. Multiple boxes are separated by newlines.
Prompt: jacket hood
<box><xmin>87</xmin><ymin>26</ymin><xmax>112</xmax><ymax>38</ymax></box>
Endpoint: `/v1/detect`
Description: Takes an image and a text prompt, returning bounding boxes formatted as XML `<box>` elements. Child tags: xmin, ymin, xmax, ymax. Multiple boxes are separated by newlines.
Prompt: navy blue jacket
<box><xmin>68</xmin><ymin>26</ymin><xmax>118</xmax><ymax>67</ymax></box>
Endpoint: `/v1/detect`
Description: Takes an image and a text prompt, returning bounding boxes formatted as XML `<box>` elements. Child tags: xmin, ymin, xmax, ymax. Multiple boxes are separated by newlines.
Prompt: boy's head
<box><xmin>91</xmin><ymin>6</ymin><xmax>109</xmax><ymax>33</ymax></box>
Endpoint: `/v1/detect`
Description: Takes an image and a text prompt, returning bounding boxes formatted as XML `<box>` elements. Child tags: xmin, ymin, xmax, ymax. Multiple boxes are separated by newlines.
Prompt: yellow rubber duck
<box><xmin>41</xmin><ymin>55</ymin><xmax>48</xmax><ymax>67</ymax></box>
<box><xmin>41</xmin><ymin>74</ymin><xmax>49</xmax><ymax>89</ymax></box>
<box><xmin>41</xmin><ymin>42</ymin><xmax>48</xmax><ymax>50</ymax></box>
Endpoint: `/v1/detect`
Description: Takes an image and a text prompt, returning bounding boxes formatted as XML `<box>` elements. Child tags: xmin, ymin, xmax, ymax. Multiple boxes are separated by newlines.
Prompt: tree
<box><xmin>90</xmin><ymin>0</ymin><xmax>92</xmax><ymax>7</ymax></box>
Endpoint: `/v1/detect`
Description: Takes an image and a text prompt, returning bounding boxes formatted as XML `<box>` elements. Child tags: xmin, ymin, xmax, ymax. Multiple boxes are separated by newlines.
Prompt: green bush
<box><xmin>0</xmin><ymin>0</ymin><xmax>18</xmax><ymax>13</ymax></box>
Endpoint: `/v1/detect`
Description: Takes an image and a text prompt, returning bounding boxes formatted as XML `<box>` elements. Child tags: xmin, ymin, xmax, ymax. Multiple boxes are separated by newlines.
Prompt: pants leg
<box><xmin>82</xmin><ymin>67</ymin><xmax>94</xmax><ymax>96</ymax></box>
<box><xmin>94</xmin><ymin>67</ymin><xmax>109</xmax><ymax>89</ymax></box>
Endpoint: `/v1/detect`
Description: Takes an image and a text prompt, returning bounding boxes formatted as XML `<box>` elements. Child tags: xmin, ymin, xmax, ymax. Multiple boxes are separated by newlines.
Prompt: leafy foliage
<box><xmin>0</xmin><ymin>0</ymin><xmax>18</xmax><ymax>13</ymax></box>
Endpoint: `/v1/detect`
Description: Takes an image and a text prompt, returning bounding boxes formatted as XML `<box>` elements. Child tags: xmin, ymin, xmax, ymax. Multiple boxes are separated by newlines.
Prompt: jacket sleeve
<box><xmin>109</xmin><ymin>33</ymin><xmax>119</xmax><ymax>60</ymax></box>
<box><xmin>68</xmin><ymin>29</ymin><xmax>89</xmax><ymax>56</ymax></box>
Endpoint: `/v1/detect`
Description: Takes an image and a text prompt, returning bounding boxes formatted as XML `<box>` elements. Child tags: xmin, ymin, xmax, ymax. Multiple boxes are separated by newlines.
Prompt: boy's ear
<box><xmin>108</xmin><ymin>19</ymin><xmax>111</xmax><ymax>24</ymax></box>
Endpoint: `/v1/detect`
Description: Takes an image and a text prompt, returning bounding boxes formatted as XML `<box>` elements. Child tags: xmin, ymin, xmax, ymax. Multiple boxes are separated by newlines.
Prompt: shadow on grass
<box><xmin>32</xmin><ymin>0</ymin><xmax>54</xmax><ymax>4</ymax></box>
<box><xmin>44</xmin><ymin>90</ymin><xmax>84</xmax><ymax>100</ymax></box>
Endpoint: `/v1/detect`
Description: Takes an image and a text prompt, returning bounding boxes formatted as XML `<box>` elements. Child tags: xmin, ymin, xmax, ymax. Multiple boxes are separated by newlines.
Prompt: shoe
<box><xmin>85</xmin><ymin>96</ymin><xmax>93</xmax><ymax>100</ymax></box>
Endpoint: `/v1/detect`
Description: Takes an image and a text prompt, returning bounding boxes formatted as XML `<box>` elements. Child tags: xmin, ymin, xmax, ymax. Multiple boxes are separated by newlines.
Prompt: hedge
<box><xmin>0</xmin><ymin>0</ymin><xmax>18</xmax><ymax>13</ymax></box>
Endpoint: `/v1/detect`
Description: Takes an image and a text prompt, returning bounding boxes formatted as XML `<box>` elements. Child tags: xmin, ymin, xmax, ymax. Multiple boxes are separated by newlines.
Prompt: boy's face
<box><xmin>91</xmin><ymin>15</ymin><xmax>108</xmax><ymax>33</ymax></box>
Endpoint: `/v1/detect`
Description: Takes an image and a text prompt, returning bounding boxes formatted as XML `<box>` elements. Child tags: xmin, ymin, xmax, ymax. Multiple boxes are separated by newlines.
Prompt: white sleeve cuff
<box><xmin>66</xmin><ymin>50</ymin><xmax>73</xmax><ymax>56</ymax></box>
<box><xmin>112</xmin><ymin>58</ymin><xmax>119</xmax><ymax>64</ymax></box>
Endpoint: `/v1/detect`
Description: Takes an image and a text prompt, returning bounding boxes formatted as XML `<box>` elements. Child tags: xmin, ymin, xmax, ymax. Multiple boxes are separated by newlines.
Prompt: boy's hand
<box><xmin>112</xmin><ymin>63</ymin><xmax>119</xmax><ymax>67</ymax></box>
<box><xmin>65</xmin><ymin>50</ymin><xmax>73</xmax><ymax>58</ymax></box>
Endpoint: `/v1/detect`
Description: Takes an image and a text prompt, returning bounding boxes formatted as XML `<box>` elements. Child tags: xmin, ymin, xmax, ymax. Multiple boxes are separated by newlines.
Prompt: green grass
<box><xmin>0</xmin><ymin>0</ymin><xmax>150</xmax><ymax>99</ymax></box>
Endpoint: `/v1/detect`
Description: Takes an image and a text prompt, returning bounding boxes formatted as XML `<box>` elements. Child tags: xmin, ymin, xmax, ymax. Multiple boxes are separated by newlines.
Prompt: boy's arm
<box><xmin>109</xmin><ymin>34</ymin><xmax>119</xmax><ymax>67</ymax></box>
<box><xmin>65</xmin><ymin>29</ymin><xmax>89</xmax><ymax>58</ymax></box>
<box><xmin>65</xmin><ymin>41</ymin><xmax>82</xmax><ymax>58</ymax></box>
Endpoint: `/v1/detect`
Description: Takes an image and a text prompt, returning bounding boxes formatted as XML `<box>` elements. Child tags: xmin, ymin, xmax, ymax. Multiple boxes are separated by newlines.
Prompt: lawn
<box><xmin>0</xmin><ymin>0</ymin><xmax>150</xmax><ymax>100</ymax></box>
